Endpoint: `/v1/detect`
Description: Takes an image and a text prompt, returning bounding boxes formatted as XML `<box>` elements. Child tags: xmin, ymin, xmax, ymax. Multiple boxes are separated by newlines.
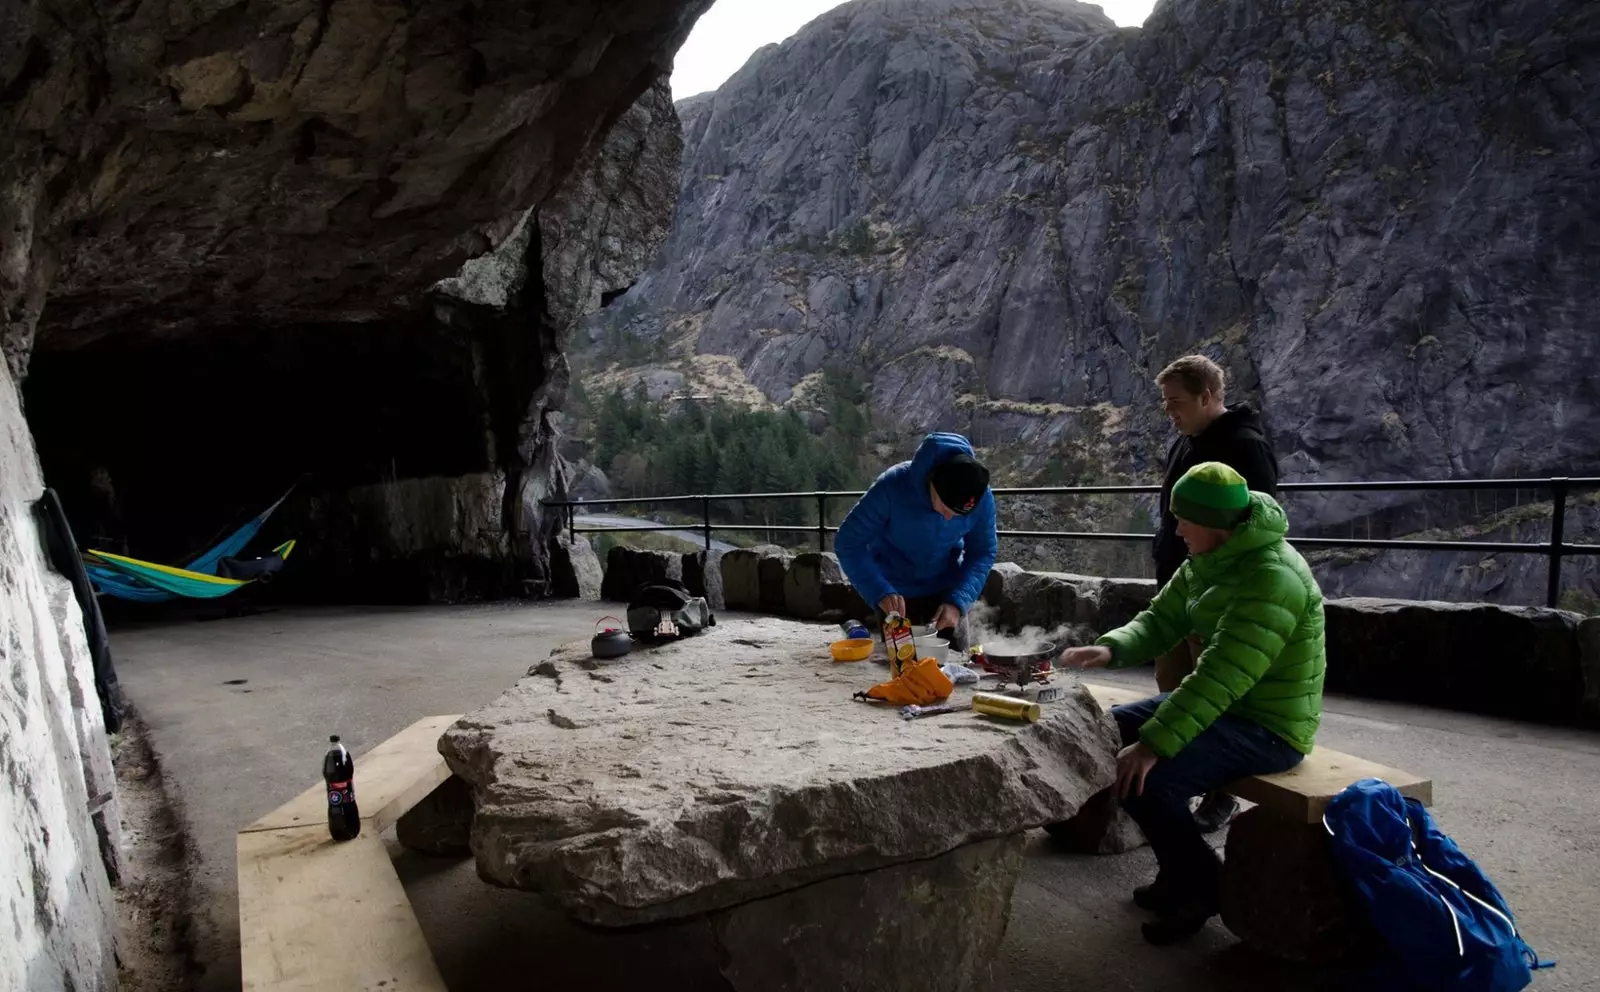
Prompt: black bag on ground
<box><xmin>626</xmin><ymin>579</ymin><xmax>715</xmax><ymax>642</ymax></box>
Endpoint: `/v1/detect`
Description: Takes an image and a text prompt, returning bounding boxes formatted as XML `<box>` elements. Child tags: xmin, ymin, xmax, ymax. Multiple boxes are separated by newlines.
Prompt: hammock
<box><xmin>84</xmin><ymin>489</ymin><xmax>298</xmax><ymax>602</ymax></box>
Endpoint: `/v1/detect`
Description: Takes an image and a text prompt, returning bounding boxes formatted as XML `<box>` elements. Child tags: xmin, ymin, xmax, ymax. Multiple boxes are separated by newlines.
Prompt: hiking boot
<box><xmin>1140</xmin><ymin>911</ymin><xmax>1212</xmax><ymax>946</ymax></box>
<box><xmin>1132</xmin><ymin>879</ymin><xmax>1179</xmax><ymax>915</ymax></box>
<box><xmin>1193</xmin><ymin>792</ymin><xmax>1239</xmax><ymax>834</ymax></box>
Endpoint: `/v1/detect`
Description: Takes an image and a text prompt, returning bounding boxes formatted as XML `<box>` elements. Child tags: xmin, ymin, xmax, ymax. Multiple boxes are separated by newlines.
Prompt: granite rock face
<box><xmin>600</xmin><ymin>545</ymin><xmax>684</xmax><ymax>602</ymax></box>
<box><xmin>585</xmin><ymin>0</ymin><xmax>1600</xmax><ymax>606</ymax></box>
<box><xmin>1324</xmin><ymin>597</ymin><xmax>1596</xmax><ymax>726</ymax></box>
<box><xmin>783</xmin><ymin>551</ymin><xmax>844</xmax><ymax>619</ymax></box>
<box><xmin>550</xmin><ymin>533</ymin><xmax>604</xmax><ymax>601</ymax></box>
<box><xmin>683</xmin><ymin>549</ymin><xmax>726</xmax><ymax>611</ymax></box>
<box><xmin>708</xmin><ymin>835</ymin><xmax>1025</xmax><ymax>992</ymax></box>
<box><xmin>396</xmin><ymin>775</ymin><xmax>476</xmax><ymax>857</ymax></box>
<box><xmin>979</xmin><ymin>563</ymin><xmax>1154</xmax><ymax>637</ymax></box>
<box><xmin>1219</xmin><ymin>807</ymin><xmax>1374</xmax><ymax>963</ymax></box>
<box><xmin>1042</xmin><ymin>788</ymin><xmax>1147</xmax><ymax>855</ymax></box>
<box><xmin>6</xmin><ymin>0</ymin><xmax>713</xmax><ymax>365</ymax></box>
<box><xmin>439</xmin><ymin>617</ymin><xmax>1118</xmax><ymax>926</ymax></box>
<box><xmin>720</xmin><ymin>545</ymin><xmax>792</xmax><ymax>611</ymax></box>
<box><xmin>0</xmin><ymin>345</ymin><xmax>116</xmax><ymax>992</ymax></box>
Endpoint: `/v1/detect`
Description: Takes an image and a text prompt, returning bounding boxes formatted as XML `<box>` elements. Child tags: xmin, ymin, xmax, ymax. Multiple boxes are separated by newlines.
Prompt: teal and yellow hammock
<box><xmin>83</xmin><ymin>490</ymin><xmax>297</xmax><ymax>602</ymax></box>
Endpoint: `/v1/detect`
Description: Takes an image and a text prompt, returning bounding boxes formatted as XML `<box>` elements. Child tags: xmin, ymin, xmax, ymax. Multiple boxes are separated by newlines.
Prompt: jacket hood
<box><xmin>1206</xmin><ymin>403</ymin><xmax>1264</xmax><ymax>436</ymax></box>
<box><xmin>908</xmin><ymin>432</ymin><xmax>977</xmax><ymax>481</ymax></box>
<box><xmin>1209</xmin><ymin>491</ymin><xmax>1289</xmax><ymax>564</ymax></box>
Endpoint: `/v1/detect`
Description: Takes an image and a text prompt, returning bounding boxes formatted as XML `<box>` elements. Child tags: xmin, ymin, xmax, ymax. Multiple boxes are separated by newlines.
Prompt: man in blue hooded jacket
<box><xmin>834</xmin><ymin>433</ymin><xmax>998</xmax><ymax>651</ymax></box>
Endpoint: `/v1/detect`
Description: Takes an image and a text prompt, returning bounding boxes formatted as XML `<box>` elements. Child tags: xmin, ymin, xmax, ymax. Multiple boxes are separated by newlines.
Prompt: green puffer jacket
<box><xmin>1097</xmin><ymin>491</ymin><xmax>1326</xmax><ymax>758</ymax></box>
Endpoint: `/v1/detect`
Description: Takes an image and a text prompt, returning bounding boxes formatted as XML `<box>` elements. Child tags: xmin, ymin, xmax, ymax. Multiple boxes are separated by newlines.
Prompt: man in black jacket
<box><xmin>1151</xmin><ymin>355</ymin><xmax>1280</xmax><ymax>831</ymax></box>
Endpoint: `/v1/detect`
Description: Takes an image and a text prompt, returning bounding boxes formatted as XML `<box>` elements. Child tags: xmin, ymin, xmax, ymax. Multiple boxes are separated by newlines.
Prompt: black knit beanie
<box><xmin>929</xmin><ymin>453</ymin><xmax>990</xmax><ymax>514</ymax></box>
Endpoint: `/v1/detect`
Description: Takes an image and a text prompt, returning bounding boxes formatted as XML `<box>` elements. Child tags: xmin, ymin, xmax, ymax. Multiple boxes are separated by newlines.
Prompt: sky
<box><xmin>669</xmin><ymin>0</ymin><xmax>1159</xmax><ymax>100</ymax></box>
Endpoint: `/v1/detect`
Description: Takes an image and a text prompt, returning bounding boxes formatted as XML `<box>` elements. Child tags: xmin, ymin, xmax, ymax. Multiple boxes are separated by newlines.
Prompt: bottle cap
<box><xmin>329</xmin><ymin>735</ymin><xmax>340</xmax><ymax>743</ymax></box>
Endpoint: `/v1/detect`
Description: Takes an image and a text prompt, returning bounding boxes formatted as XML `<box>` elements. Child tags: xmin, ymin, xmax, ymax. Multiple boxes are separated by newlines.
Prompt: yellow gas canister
<box><xmin>971</xmin><ymin>692</ymin><xmax>1042</xmax><ymax>723</ymax></box>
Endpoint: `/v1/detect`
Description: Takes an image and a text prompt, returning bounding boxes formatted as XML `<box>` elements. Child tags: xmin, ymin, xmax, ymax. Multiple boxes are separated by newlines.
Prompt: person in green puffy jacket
<box><xmin>1059</xmin><ymin>461</ymin><xmax>1326</xmax><ymax>945</ymax></box>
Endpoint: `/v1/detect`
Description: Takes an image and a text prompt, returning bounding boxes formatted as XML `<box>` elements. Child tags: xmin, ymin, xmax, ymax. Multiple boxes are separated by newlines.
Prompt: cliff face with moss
<box><xmin>580</xmin><ymin>0</ymin><xmax>1600</xmax><ymax>602</ymax></box>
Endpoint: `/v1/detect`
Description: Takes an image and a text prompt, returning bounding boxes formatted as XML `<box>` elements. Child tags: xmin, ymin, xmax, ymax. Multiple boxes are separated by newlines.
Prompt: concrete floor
<box><xmin>109</xmin><ymin>602</ymin><xmax>1600</xmax><ymax>992</ymax></box>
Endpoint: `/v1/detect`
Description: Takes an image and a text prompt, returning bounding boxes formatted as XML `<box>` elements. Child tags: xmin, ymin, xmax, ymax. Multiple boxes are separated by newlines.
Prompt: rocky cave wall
<box><xmin>1</xmin><ymin>0</ymin><xmax>707</xmax><ymax>977</ymax></box>
<box><xmin>0</xmin><ymin>356</ymin><xmax>118</xmax><ymax>991</ymax></box>
<box><xmin>6</xmin><ymin>0</ymin><xmax>713</xmax><ymax>603</ymax></box>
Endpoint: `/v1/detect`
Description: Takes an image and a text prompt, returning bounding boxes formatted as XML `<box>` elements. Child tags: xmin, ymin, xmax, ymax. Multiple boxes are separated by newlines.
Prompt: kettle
<box><xmin>591</xmin><ymin>616</ymin><xmax>633</xmax><ymax>659</ymax></box>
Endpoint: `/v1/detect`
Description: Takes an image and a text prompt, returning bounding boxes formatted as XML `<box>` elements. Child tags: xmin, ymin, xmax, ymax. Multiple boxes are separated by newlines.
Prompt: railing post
<box><xmin>1547</xmin><ymin>478</ymin><xmax>1568</xmax><ymax>608</ymax></box>
<box><xmin>702</xmin><ymin>495</ymin><xmax>712</xmax><ymax>552</ymax></box>
<box><xmin>817</xmin><ymin>493</ymin><xmax>827</xmax><ymax>552</ymax></box>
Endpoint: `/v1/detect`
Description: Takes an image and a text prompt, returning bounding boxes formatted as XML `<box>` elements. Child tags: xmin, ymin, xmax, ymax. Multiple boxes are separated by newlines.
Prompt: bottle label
<box><xmin>328</xmin><ymin>780</ymin><xmax>354</xmax><ymax>806</ymax></box>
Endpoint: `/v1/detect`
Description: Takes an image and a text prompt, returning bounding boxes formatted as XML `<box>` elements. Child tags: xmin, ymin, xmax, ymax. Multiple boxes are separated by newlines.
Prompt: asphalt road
<box><xmin>109</xmin><ymin>604</ymin><xmax>1599</xmax><ymax>992</ymax></box>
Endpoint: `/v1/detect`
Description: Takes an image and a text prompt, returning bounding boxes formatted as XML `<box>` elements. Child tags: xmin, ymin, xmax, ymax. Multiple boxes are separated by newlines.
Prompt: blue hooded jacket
<box><xmin>834</xmin><ymin>433</ymin><xmax>998</xmax><ymax>612</ymax></box>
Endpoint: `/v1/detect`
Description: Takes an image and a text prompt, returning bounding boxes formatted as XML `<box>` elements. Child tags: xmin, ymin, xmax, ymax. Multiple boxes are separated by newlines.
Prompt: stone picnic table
<box><xmin>433</xmin><ymin>616</ymin><xmax>1121</xmax><ymax>991</ymax></box>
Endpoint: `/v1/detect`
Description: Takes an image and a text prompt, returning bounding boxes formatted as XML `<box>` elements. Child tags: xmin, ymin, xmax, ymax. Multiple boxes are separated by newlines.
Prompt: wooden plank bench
<box><xmin>1082</xmin><ymin>682</ymin><xmax>1431</xmax><ymax>819</ymax></box>
<box><xmin>236</xmin><ymin>714</ymin><xmax>461</xmax><ymax>992</ymax></box>
<box><xmin>1080</xmin><ymin>682</ymin><xmax>1433</xmax><ymax>961</ymax></box>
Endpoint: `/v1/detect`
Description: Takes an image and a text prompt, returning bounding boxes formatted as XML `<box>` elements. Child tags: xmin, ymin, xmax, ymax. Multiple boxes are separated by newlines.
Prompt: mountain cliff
<box><xmin>578</xmin><ymin>0</ymin><xmax>1600</xmax><ymax>604</ymax></box>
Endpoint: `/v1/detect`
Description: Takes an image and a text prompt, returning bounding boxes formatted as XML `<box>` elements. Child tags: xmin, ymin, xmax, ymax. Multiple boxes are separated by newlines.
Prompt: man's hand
<box><xmin>932</xmin><ymin>603</ymin><xmax>961</xmax><ymax>631</ymax></box>
<box><xmin>1058</xmin><ymin>645</ymin><xmax>1112</xmax><ymax>669</ymax></box>
<box><xmin>878</xmin><ymin>594</ymin><xmax>906</xmax><ymax>617</ymax></box>
<box><xmin>1115</xmin><ymin>741</ymin><xmax>1160</xmax><ymax>799</ymax></box>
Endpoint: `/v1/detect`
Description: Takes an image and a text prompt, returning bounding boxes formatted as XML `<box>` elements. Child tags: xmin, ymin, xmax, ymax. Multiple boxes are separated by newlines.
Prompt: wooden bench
<box><xmin>1080</xmin><ymin>682</ymin><xmax>1433</xmax><ymax>961</ymax></box>
<box><xmin>1082</xmin><ymin>682</ymin><xmax>1431</xmax><ymax>818</ymax></box>
<box><xmin>236</xmin><ymin>714</ymin><xmax>461</xmax><ymax>992</ymax></box>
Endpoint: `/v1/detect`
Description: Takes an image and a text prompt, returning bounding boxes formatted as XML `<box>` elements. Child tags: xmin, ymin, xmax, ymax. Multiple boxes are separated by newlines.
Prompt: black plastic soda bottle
<box><xmin>323</xmin><ymin>735</ymin><xmax>360</xmax><ymax>841</ymax></box>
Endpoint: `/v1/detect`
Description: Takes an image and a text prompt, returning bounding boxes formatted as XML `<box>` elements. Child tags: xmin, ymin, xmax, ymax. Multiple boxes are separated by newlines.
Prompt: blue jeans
<box><xmin>1112</xmin><ymin>694</ymin><xmax>1305</xmax><ymax>911</ymax></box>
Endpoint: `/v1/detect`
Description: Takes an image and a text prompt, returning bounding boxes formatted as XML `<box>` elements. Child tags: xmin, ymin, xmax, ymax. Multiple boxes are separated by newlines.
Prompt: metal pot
<box><xmin>980</xmin><ymin>641</ymin><xmax>1057</xmax><ymax>667</ymax></box>
<box><xmin>591</xmin><ymin>617</ymin><xmax>633</xmax><ymax>659</ymax></box>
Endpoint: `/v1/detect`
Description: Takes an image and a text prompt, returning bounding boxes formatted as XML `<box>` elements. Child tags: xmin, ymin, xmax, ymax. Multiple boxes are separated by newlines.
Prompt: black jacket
<box><xmin>1152</xmin><ymin>403</ymin><xmax>1280</xmax><ymax>587</ymax></box>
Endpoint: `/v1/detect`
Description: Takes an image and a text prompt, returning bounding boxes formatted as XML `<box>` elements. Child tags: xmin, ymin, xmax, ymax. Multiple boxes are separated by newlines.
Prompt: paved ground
<box><xmin>109</xmin><ymin>602</ymin><xmax>1599</xmax><ymax>992</ymax></box>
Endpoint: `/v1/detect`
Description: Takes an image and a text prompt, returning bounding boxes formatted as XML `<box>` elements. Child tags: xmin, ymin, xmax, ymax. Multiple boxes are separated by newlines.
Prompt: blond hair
<box><xmin>1156</xmin><ymin>355</ymin><xmax>1226</xmax><ymax>397</ymax></box>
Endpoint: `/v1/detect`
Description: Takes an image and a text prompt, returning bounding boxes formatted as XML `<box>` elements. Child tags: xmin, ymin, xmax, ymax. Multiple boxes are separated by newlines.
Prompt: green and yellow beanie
<box><xmin>1171</xmin><ymin>462</ymin><xmax>1251</xmax><ymax>530</ymax></box>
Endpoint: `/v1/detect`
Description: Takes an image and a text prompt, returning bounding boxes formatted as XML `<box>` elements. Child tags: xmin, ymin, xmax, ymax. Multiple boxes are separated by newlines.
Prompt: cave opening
<box><xmin>22</xmin><ymin>315</ymin><xmax>502</xmax><ymax>606</ymax></box>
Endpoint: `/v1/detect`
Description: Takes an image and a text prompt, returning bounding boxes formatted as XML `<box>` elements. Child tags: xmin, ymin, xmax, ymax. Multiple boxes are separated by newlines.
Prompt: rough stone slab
<box><xmin>439</xmin><ymin>617</ymin><xmax>1118</xmax><ymax>926</ymax></box>
<box><xmin>982</xmin><ymin>565</ymin><xmax>1096</xmax><ymax>630</ymax></box>
<box><xmin>708</xmin><ymin>834</ymin><xmax>1025</xmax><ymax>992</ymax></box>
<box><xmin>783</xmin><ymin>552</ymin><xmax>843</xmax><ymax>619</ymax></box>
<box><xmin>818</xmin><ymin>579</ymin><xmax>873</xmax><ymax>625</ymax></box>
<box><xmin>1324</xmin><ymin>598</ymin><xmax>1592</xmax><ymax>726</ymax></box>
<box><xmin>396</xmin><ymin>775</ymin><xmax>475</xmax><ymax>856</ymax></box>
<box><xmin>1219</xmin><ymin>807</ymin><xmax>1374</xmax><ymax>964</ymax></box>
<box><xmin>683</xmin><ymin>550</ymin><xmax>726</xmax><ymax>611</ymax></box>
<box><xmin>719</xmin><ymin>548</ymin><xmax>763</xmax><ymax>610</ymax></box>
<box><xmin>1042</xmin><ymin>788</ymin><xmax>1147</xmax><ymax>855</ymax></box>
<box><xmin>980</xmin><ymin>564</ymin><xmax>1153</xmax><ymax>635</ymax></box>
<box><xmin>600</xmin><ymin>546</ymin><xmax>684</xmax><ymax>602</ymax></box>
<box><xmin>757</xmin><ymin>550</ymin><xmax>793</xmax><ymax>614</ymax></box>
<box><xmin>549</xmin><ymin>533</ymin><xmax>603</xmax><ymax>601</ymax></box>
<box><xmin>1095</xmin><ymin>576</ymin><xmax>1158</xmax><ymax>631</ymax></box>
<box><xmin>1579</xmin><ymin>616</ymin><xmax>1600</xmax><ymax>722</ymax></box>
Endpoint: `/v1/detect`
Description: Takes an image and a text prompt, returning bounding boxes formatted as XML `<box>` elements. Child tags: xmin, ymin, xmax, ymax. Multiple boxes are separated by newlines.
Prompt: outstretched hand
<box><xmin>878</xmin><ymin>594</ymin><xmax>907</xmax><ymax>617</ymax></box>
<box><xmin>1058</xmin><ymin>645</ymin><xmax>1112</xmax><ymax>669</ymax></box>
<box><xmin>932</xmin><ymin>603</ymin><xmax>961</xmax><ymax>631</ymax></box>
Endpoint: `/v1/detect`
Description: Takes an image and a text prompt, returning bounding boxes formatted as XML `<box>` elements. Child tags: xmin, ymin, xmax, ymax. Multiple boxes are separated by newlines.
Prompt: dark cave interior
<box><xmin>22</xmin><ymin>317</ymin><xmax>500</xmax><ymax>607</ymax></box>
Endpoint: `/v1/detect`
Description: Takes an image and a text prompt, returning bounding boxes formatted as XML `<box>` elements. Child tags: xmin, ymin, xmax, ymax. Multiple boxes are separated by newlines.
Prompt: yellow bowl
<box><xmin>830</xmin><ymin>638</ymin><xmax>874</xmax><ymax>662</ymax></box>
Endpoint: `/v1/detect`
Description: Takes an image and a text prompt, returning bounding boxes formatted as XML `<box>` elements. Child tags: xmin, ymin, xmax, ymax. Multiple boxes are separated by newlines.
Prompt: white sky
<box><xmin>669</xmin><ymin>0</ymin><xmax>1158</xmax><ymax>100</ymax></box>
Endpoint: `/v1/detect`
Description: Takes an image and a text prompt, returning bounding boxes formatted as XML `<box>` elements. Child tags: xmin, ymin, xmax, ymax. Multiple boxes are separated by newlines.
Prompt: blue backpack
<box><xmin>1323</xmin><ymin>778</ymin><xmax>1553</xmax><ymax>991</ymax></box>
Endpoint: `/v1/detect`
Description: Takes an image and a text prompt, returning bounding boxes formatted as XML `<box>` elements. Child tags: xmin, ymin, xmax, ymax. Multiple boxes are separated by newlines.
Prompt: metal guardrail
<box><xmin>546</xmin><ymin>476</ymin><xmax>1600</xmax><ymax>608</ymax></box>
